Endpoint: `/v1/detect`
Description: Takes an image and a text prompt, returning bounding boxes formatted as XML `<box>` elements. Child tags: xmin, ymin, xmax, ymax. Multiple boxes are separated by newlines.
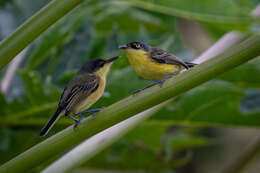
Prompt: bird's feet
<box><xmin>132</xmin><ymin>83</ymin><xmax>158</xmax><ymax>95</ymax></box>
<box><xmin>74</xmin><ymin>107</ymin><xmax>105</xmax><ymax>117</ymax></box>
<box><xmin>132</xmin><ymin>75</ymin><xmax>175</xmax><ymax>95</ymax></box>
<box><xmin>156</xmin><ymin>75</ymin><xmax>175</xmax><ymax>88</ymax></box>
<box><xmin>73</xmin><ymin>117</ymin><xmax>85</xmax><ymax>129</ymax></box>
<box><xmin>67</xmin><ymin>115</ymin><xmax>85</xmax><ymax>129</ymax></box>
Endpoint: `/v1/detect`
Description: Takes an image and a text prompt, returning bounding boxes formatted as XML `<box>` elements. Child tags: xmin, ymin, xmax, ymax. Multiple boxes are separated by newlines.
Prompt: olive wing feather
<box><xmin>58</xmin><ymin>74</ymin><xmax>99</xmax><ymax>113</ymax></box>
<box><xmin>150</xmin><ymin>48</ymin><xmax>189</xmax><ymax>69</ymax></box>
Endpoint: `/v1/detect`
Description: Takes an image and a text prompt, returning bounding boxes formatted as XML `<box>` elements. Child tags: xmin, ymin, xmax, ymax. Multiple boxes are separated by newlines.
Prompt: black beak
<box><xmin>118</xmin><ymin>45</ymin><xmax>128</xmax><ymax>49</ymax></box>
<box><xmin>106</xmin><ymin>56</ymin><xmax>120</xmax><ymax>63</ymax></box>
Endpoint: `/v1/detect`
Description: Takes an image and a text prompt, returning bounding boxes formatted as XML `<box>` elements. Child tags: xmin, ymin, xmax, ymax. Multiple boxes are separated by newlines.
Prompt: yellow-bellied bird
<box><xmin>40</xmin><ymin>56</ymin><xmax>120</xmax><ymax>137</ymax></box>
<box><xmin>119</xmin><ymin>42</ymin><xmax>195</xmax><ymax>93</ymax></box>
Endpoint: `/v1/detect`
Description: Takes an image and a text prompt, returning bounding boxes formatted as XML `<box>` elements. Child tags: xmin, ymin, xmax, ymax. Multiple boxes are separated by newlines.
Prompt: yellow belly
<box><xmin>126</xmin><ymin>50</ymin><xmax>181</xmax><ymax>80</ymax></box>
<box><xmin>72</xmin><ymin>78</ymin><xmax>105</xmax><ymax>114</ymax></box>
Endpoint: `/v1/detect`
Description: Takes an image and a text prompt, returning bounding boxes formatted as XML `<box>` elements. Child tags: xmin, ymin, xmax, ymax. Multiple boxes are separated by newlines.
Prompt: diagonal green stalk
<box><xmin>1</xmin><ymin>36</ymin><xmax>260</xmax><ymax>173</ymax></box>
<box><xmin>42</xmin><ymin>103</ymin><xmax>165</xmax><ymax>173</ymax></box>
<box><xmin>0</xmin><ymin>0</ymin><xmax>84</xmax><ymax>70</ymax></box>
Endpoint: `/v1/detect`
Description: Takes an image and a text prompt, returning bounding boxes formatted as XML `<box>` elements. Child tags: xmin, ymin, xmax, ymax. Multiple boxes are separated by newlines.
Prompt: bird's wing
<box><xmin>150</xmin><ymin>47</ymin><xmax>189</xmax><ymax>69</ymax></box>
<box><xmin>58</xmin><ymin>74</ymin><xmax>99</xmax><ymax>114</ymax></box>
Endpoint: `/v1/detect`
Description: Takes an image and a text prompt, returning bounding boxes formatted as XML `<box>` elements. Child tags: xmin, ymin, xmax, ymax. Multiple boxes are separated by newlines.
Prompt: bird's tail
<box><xmin>185</xmin><ymin>62</ymin><xmax>197</xmax><ymax>68</ymax></box>
<box><xmin>40</xmin><ymin>108</ymin><xmax>62</xmax><ymax>137</ymax></box>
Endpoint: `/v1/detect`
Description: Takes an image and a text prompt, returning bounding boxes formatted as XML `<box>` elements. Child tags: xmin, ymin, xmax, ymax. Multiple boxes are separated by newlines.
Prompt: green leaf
<box><xmin>0</xmin><ymin>70</ymin><xmax>59</xmax><ymax>125</ymax></box>
<box><xmin>218</xmin><ymin>60</ymin><xmax>260</xmax><ymax>88</ymax></box>
<box><xmin>117</xmin><ymin>0</ymin><xmax>257</xmax><ymax>23</ymax></box>
<box><xmin>152</xmin><ymin>81</ymin><xmax>260</xmax><ymax>127</ymax></box>
<box><xmin>116</xmin><ymin>0</ymin><xmax>259</xmax><ymax>33</ymax></box>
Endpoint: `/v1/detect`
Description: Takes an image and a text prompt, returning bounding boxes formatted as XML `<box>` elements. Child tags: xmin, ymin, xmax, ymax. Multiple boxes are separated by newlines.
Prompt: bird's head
<box><xmin>119</xmin><ymin>42</ymin><xmax>151</xmax><ymax>58</ymax></box>
<box><xmin>81</xmin><ymin>56</ymin><xmax>120</xmax><ymax>77</ymax></box>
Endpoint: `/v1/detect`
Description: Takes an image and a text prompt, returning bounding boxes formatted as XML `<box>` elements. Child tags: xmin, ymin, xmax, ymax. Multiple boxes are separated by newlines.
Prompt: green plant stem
<box><xmin>1</xmin><ymin>36</ymin><xmax>260</xmax><ymax>173</ymax></box>
<box><xmin>3</xmin><ymin>118</ymin><xmax>260</xmax><ymax>128</ymax></box>
<box><xmin>115</xmin><ymin>0</ymin><xmax>257</xmax><ymax>24</ymax></box>
<box><xmin>42</xmin><ymin>103</ymin><xmax>164</xmax><ymax>173</ymax></box>
<box><xmin>0</xmin><ymin>0</ymin><xmax>84</xmax><ymax>70</ymax></box>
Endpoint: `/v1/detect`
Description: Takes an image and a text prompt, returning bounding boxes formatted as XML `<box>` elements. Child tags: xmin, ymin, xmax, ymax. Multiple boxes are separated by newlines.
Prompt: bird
<box><xmin>40</xmin><ymin>56</ymin><xmax>120</xmax><ymax>137</ymax></box>
<box><xmin>119</xmin><ymin>42</ymin><xmax>196</xmax><ymax>93</ymax></box>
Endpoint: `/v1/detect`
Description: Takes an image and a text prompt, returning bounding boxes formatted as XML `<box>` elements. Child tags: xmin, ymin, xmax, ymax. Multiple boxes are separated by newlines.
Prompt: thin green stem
<box><xmin>114</xmin><ymin>0</ymin><xmax>257</xmax><ymax>24</ymax></box>
<box><xmin>0</xmin><ymin>36</ymin><xmax>260</xmax><ymax>173</ymax></box>
<box><xmin>0</xmin><ymin>0</ymin><xmax>84</xmax><ymax>70</ymax></box>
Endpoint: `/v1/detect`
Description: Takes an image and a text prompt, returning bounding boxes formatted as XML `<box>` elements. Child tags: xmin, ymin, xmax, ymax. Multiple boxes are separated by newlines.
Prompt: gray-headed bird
<box><xmin>119</xmin><ymin>42</ymin><xmax>195</xmax><ymax>93</ymax></box>
<box><xmin>40</xmin><ymin>56</ymin><xmax>120</xmax><ymax>137</ymax></box>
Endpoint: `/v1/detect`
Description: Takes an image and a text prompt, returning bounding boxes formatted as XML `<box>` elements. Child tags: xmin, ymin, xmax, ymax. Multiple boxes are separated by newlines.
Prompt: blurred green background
<box><xmin>1</xmin><ymin>0</ymin><xmax>260</xmax><ymax>172</ymax></box>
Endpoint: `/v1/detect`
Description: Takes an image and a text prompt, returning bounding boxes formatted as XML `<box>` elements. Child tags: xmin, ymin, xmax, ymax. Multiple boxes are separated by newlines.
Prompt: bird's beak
<box><xmin>118</xmin><ymin>45</ymin><xmax>128</xmax><ymax>49</ymax></box>
<box><xmin>106</xmin><ymin>56</ymin><xmax>120</xmax><ymax>63</ymax></box>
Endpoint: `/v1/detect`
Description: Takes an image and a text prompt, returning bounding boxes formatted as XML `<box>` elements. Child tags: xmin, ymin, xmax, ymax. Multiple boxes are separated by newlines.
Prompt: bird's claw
<box><xmin>133</xmin><ymin>88</ymin><xmax>145</xmax><ymax>95</ymax></box>
<box><xmin>73</xmin><ymin>117</ymin><xmax>85</xmax><ymax>129</ymax></box>
<box><xmin>158</xmin><ymin>79</ymin><xmax>166</xmax><ymax>88</ymax></box>
<box><xmin>158</xmin><ymin>75</ymin><xmax>175</xmax><ymax>87</ymax></box>
<box><xmin>74</xmin><ymin>107</ymin><xmax>105</xmax><ymax>116</ymax></box>
<box><xmin>132</xmin><ymin>75</ymin><xmax>174</xmax><ymax>95</ymax></box>
<box><xmin>132</xmin><ymin>83</ymin><xmax>158</xmax><ymax>95</ymax></box>
<box><xmin>91</xmin><ymin>112</ymin><xmax>98</xmax><ymax>118</ymax></box>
